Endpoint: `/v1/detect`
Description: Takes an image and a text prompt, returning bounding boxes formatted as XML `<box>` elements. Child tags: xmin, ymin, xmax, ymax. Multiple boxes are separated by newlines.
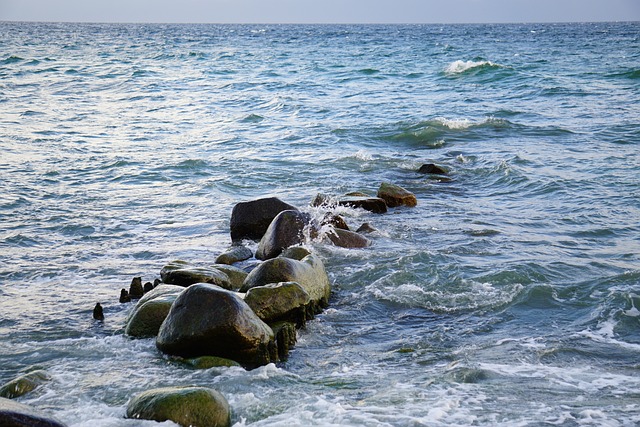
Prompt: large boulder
<box><xmin>160</xmin><ymin>261</ymin><xmax>232</xmax><ymax>290</ymax></box>
<box><xmin>377</xmin><ymin>182</ymin><xmax>417</xmax><ymax>207</ymax></box>
<box><xmin>244</xmin><ymin>282</ymin><xmax>311</xmax><ymax>325</ymax></box>
<box><xmin>214</xmin><ymin>245</ymin><xmax>253</xmax><ymax>265</ymax></box>
<box><xmin>324</xmin><ymin>227</ymin><xmax>372</xmax><ymax>248</ymax></box>
<box><xmin>126</xmin><ymin>386</ymin><xmax>230</xmax><ymax>427</ymax></box>
<box><xmin>0</xmin><ymin>397</ymin><xmax>67</xmax><ymax>427</ymax></box>
<box><xmin>241</xmin><ymin>253</ymin><xmax>330</xmax><ymax>310</ymax></box>
<box><xmin>156</xmin><ymin>283</ymin><xmax>275</xmax><ymax>368</ymax></box>
<box><xmin>0</xmin><ymin>370</ymin><xmax>50</xmax><ymax>399</ymax></box>
<box><xmin>255</xmin><ymin>210</ymin><xmax>317</xmax><ymax>260</ymax></box>
<box><xmin>230</xmin><ymin>197</ymin><xmax>298</xmax><ymax>242</ymax></box>
<box><xmin>125</xmin><ymin>285</ymin><xmax>185</xmax><ymax>338</ymax></box>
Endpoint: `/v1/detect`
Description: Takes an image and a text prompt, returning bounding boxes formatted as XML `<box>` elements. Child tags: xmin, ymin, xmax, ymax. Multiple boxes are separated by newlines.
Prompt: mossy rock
<box><xmin>377</xmin><ymin>182</ymin><xmax>417</xmax><ymax>208</ymax></box>
<box><xmin>270</xmin><ymin>321</ymin><xmax>297</xmax><ymax>361</ymax></box>
<box><xmin>215</xmin><ymin>246</ymin><xmax>253</xmax><ymax>265</ymax></box>
<box><xmin>181</xmin><ymin>356</ymin><xmax>242</xmax><ymax>369</ymax></box>
<box><xmin>211</xmin><ymin>264</ymin><xmax>248</xmax><ymax>291</ymax></box>
<box><xmin>125</xmin><ymin>285</ymin><xmax>185</xmax><ymax>338</ymax></box>
<box><xmin>244</xmin><ymin>282</ymin><xmax>310</xmax><ymax>325</ymax></box>
<box><xmin>0</xmin><ymin>370</ymin><xmax>50</xmax><ymax>399</ymax></box>
<box><xmin>160</xmin><ymin>261</ymin><xmax>232</xmax><ymax>289</ymax></box>
<box><xmin>255</xmin><ymin>210</ymin><xmax>317</xmax><ymax>260</ymax></box>
<box><xmin>126</xmin><ymin>386</ymin><xmax>230</xmax><ymax>427</ymax></box>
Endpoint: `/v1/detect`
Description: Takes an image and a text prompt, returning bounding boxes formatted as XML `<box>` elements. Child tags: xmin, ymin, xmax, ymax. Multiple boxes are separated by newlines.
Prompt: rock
<box><xmin>281</xmin><ymin>246</ymin><xmax>311</xmax><ymax>261</ymax></box>
<box><xmin>126</xmin><ymin>386</ymin><xmax>230</xmax><ymax>427</ymax></box>
<box><xmin>322</xmin><ymin>213</ymin><xmax>349</xmax><ymax>230</ymax></box>
<box><xmin>129</xmin><ymin>277</ymin><xmax>144</xmax><ymax>299</ymax></box>
<box><xmin>241</xmin><ymin>253</ymin><xmax>330</xmax><ymax>310</ymax></box>
<box><xmin>215</xmin><ymin>245</ymin><xmax>253</xmax><ymax>265</ymax></box>
<box><xmin>153</xmin><ymin>278</ymin><xmax>162</xmax><ymax>287</ymax></box>
<box><xmin>377</xmin><ymin>182</ymin><xmax>417</xmax><ymax>208</ymax></box>
<box><xmin>143</xmin><ymin>282</ymin><xmax>154</xmax><ymax>293</ymax></box>
<box><xmin>0</xmin><ymin>397</ymin><xmax>67</xmax><ymax>427</ymax></box>
<box><xmin>181</xmin><ymin>356</ymin><xmax>242</xmax><ymax>369</ymax></box>
<box><xmin>230</xmin><ymin>197</ymin><xmax>298</xmax><ymax>242</ymax></box>
<box><xmin>344</xmin><ymin>191</ymin><xmax>370</xmax><ymax>197</ymax></box>
<box><xmin>338</xmin><ymin>195</ymin><xmax>388</xmax><ymax>213</ymax></box>
<box><xmin>160</xmin><ymin>261</ymin><xmax>232</xmax><ymax>290</ymax></box>
<box><xmin>92</xmin><ymin>303</ymin><xmax>104</xmax><ymax>321</ymax></box>
<box><xmin>211</xmin><ymin>264</ymin><xmax>248</xmax><ymax>291</ymax></box>
<box><xmin>418</xmin><ymin>163</ymin><xmax>448</xmax><ymax>175</ymax></box>
<box><xmin>310</xmin><ymin>193</ymin><xmax>332</xmax><ymax>207</ymax></box>
<box><xmin>255</xmin><ymin>210</ymin><xmax>317</xmax><ymax>261</ymax></box>
<box><xmin>244</xmin><ymin>282</ymin><xmax>311</xmax><ymax>325</ymax></box>
<box><xmin>119</xmin><ymin>289</ymin><xmax>131</xmax><ymax>303</ymax></box>
<box><xmin>270</xmin><ymin>321</ymin><xmax>297</xmax><ymax>361</ymax></box>
<box><xmin>0</xmin><ymin>370</ymin><xmax>50</xmax><ymax>399</ymax></box>
<box><xmin>324</xmin><ymin>227</ymin><xmax>372</xmax><ymax>248</ymax></box>
<box><xmin>125</xmin><ymin>285</ymin><xmax>185</xmax><ymax>338</ymax></box>
<box><xmin>156</xmin><ymin>283</ymin><xmax>275</xmax><ymax>368</ymax></box>
<box><xmin>356</xmin><ymin>222</ymin><xmax>377</xmax><ymax>233</ymax></box>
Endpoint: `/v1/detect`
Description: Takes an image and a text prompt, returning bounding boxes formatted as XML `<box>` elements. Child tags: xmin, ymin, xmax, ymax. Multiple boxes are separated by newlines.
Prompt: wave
<box><xmin>444</xmin><ymin>59</ymin><xmax>504</xmax><ymax>75</ymax></box>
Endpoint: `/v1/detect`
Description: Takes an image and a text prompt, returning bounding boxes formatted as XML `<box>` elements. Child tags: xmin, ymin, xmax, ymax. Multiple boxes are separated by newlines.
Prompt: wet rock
<box><xmin>0</xmin><ymin>370</ymin><xmax>51</xmax><ymax>399</ymax></box>
<box><xmin>270</xmin><ymin>321</ymin><xmax>297</xmax><ymax>361</ymax></box>
<box><xmin>377</xmin><ymin>182</ymin><xmax>417</xmax><ymax>207</ymax></box>
<box><xmin>418</xmin><ymin>163</ymin><xmax>448</xmax><ymax>175</ymax></box>
<box><xmin>356</xmin><ymin>222</ymin><xmax>377</xmax><ymax>234</ymax></box>
<box><xmin>230</xmin><ymin>197</ymin><xmax>298</xmax><ymax>242</ymax></box>
<box><xmin>92</xmin><ymin>303</ymin><xmax>104</xmax><ymax>321</ymax></box>
<box><xmin>153</xmin><ymin>278</ymin><xmax>162</xmax><ymax>287</ymax></box>
<box><xmin>125</xmin><ymin>285</ymin><xmax>185</xmax><ymax>338</ymax></box>
<box><xmin>119</xmin><ymin>289</ymin><xmax>131</xmax><ymax>303</ymax></box>
<box><xmin>126</xmin><ymin>386</ymin><xmax>230</xmax><ymax>427</ymax></box>
<box><xmin>0</xmin><ymin>397</ymin><xmax>67</xmax><ymax>427</ymax></box>
<box><xmin>211</xmin><ymin>264</ymin><xmax>248</xmax><ymax>291</ymax></box>
<box><xmin>215</xmin><ymin>245</ymin><xmax>253</xmax><ymax>265</ymax></box>
<box><xmin>322</xmin><ymin>212</ymin><xmax>349</xmax><ymax>230</ymax></box>
<box><xmin>143</xmin><ymin>282</ymin><xmax>154</xmax><ymax>293</ymax></box>
<box><xmin>255</xmin><ymin>210</ymin><xmax>317</xmax><ymax>260</ymax></box>
<box><xmin>160</xmin><ymin>261</ymin><xmax>232</xmax><ymax>290</ymax></box>
<box><xmin>244</xmin><ymin>282</ymin><xmax>311</xmax><ymax>325</ymax></box>
<box><xmin>181</xmin><ymin>356</ymin><xmax>242</xmax><ymax>369</ymax></box>
<box><xmin>129</xmin><ymin>277</ymin><xmax>144</xmax><ymax>299</ymax></box>
<box><xmin>310</xmin><ymin>193</ymin><xmax>332</xmax><ymax>207</ymax></box>
<box><xmin>324</xmin><ymin>227</ymin><xmax>372</xmax><ymax>248</ymax></box>
<box><xmin>338</xmin><ymin>195</ymin><xmax>388</xmax><ymax>213</ymax></box>
<box><xmin>281</xmin><ymin>246</ymin><xmax>311</xmax><ymax>261</ymax></box>
<box><xmin>241</xmin><ymin>253</ymin><xmax>330</xmax><ymax>310</ymax></box>
<box><xmin>156</xmin><ymin>283</ymin><xmax>275</xmax><ymax>368</ymax></box>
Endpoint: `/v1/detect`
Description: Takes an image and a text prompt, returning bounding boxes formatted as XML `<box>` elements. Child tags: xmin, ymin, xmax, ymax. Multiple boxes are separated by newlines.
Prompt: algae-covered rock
<box><xmin>181</xmin><ymin>356</ymin><xmax>242</xmax><ymax>369</ymax></box>
<box><xmin>270</xmin><ymin>321</ymin><xmax>297</xmax><ymax>361</ymax></box>
<box><xmin>125</xmin><ymin>285</ymin><xmax>185</xmax><ymax>338</ymax></box>
<box><xmin>160</xmin><ymin>261</ymin><xmax>232</xmax><ymax>289</ymax></box>
<box><xmin>230</xmin><ymin>197</ymin><xmax>298</xmax><ymax>242</ymax></box>
<box><xmin>244</xmin><ymin>282</ymin><xmax>310</xmax><ymax>325</ymax></box>
<box><xmin>241</xmin><ymin>253</ymin><xmax>330</xmax><ymax>310</ymax></box>
<box><xmin>325</xmin><ymin>227</ymin><xmax>372</xmax><ymax>248</ymax></box>
<box><xmin>0</xmin><ymin>397</ymin><xmax>67</xmax><ymax>427</ymax></box>
<box><xmin>256</xmin><ymin>210</ymin><xmax>317</xmax><ymax>260</ymax></box>
<box><xmin>126</xmin><ymin>386</ymin><xmax>230</xmax><ymax>427</ymax></box>
<box><xmin>211</xmin><ymin>264</ymin><xmax>248</xmax><ymax>291</ymax></box>
<box><xmin>215</xmin><ymin>245</ymin><xmax>253</xmax><ymax>265</ymax></box>
<box><xmin>377</xmin><ymin>182</ymin><xmax>417</xmax><ymax>207</ymax></box>
<box><xmin>281</xmin><ymin>246</ymin><xmax>311</xmax><ymax>261</ymax></box>
<box><xmin>0</xmin><ymin>370</ymin><xmax>50</xmax><ymax>399</ymax></box>
<box><xmin>156</xmin><ymin>283</ymin><xmax>275</xmax><ymax>368</ymax></box>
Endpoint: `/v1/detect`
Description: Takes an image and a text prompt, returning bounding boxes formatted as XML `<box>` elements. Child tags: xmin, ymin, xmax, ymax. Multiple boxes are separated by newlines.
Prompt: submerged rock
<box><xmin>125</xmin><ymin>285</ymin><xmax>185</xmax><ymax>338</ymax></box>
<box><xmin>230</xmin><ymin>197</ymin><xmax>298</xmax><ymax>242</ymax></box>
<box><xmin>126</xmin><ymin>386</ymin><xmax>230</xmax><ymax>427</ymax></box>
<box><xmin>0</xmin><ymin>397</ymin><xmax>67</xmax><ymax>427</ymax></box>
<box><xmin>418</xmin><ymin>163</ymin><xmax>448</xmax><ymax>175</ymax></box>
<box><xmin>244</xmin><ymin>282</ymin><xmax>311</xmax><ymax>325</ymax></box>
<box><xmin>181</xmin><ymin>356</ymin><xmax>242</xmax><ymax>369</ymax></box>
<box><xmin>377</xmin><ymin>182</ymin><xmax>417</xmax><ymax>207</ymax></box>
<box><xmin>215</xmin><ymin>245</ymin><xmax>253</xmax><ymax>265</ymax></box>
<box><xmin>156</xmin><ymin>283</ymin><xmax>275</xmax><ymax>368</ymax></box>
<box><xmin>255</xmin><ymin>210</ymin><xmax>317</xmax><ymax>260</ymax></box>
<box><xmin>160</xmin><ymin>261</ymin><xmax>232</xmax><ymax>290</ymax></box>
<box><xmin>356</xmin><ymin>222</ymin><xmax>377</xmax><ymax>234</ymax></box>
<box><xmin>92</xmin><ymin>303</ymin><xmax>104</xmax><ymax>321</ymax></box>
<box><xmin>0</xmin><ymin>370</ymin><xmax>51</xmax><ymax>399</ymax></box>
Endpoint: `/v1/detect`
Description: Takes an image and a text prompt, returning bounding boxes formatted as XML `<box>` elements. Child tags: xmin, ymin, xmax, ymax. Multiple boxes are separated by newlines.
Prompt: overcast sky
<box><xmin>1</xmin><ymin>0</ymin><xmax>639</xmax><ymax>24</ymax></box>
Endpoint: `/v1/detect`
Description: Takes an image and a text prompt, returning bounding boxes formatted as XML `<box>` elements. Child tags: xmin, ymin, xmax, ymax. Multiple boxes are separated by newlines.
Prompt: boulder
<box><xmin>129</xmin><ymin>277</ymin><xmax>144</xmax><ymax>299</ymax></box>
<box><xmin>356</xmin><ymin>222</ymin><xmax>377</xmax><ymax>234</ymax></box>
<box><xmin>418</xmin><ymin>163</ymin><xmax>448</xmax><ymax>175</ymax></box>
<box><xmin>230</xmin><ymin>197</ymin><xmax>298</xmax><ymax>242</ymax></box>
<box><xmin>255</xmin><ymin>210</ymin><xmax>317</xmax><ymax>260</ymax></box>
<box><xmin>241</xmin><ymin>254</ymin><xmax>330</xmax><ymax>310</ymax></box>
<box><xmin>214</xmin><ymin>245</ymin><xmax>253</xmax><ymax>265</ymax></box>
<box><xmin>0</xmin><ymin>370</ymin><xmax>50</xmax><ymax>399</ymax></box>
<box><xmin>0</xmin><ymin>397</ymin><xmax>67</xmax><ymax>427</ymax></box>
<box><xmin>156</xmin><ymin>283</ymin><xmax>275</xmax><ymax>368</ymax></box>
<box><xmin>126</xmin><ymin>386</ymin><xmax>230</xmax><ymax>427</ymax></box>
<box><xmin>322</xmin><ymin>213</ymin><xmax>349</xmax><ymax>231</ymax></box>
<box><xmin>338</xmin><ymin>195</ymin><xmax>388</xmax><ymax>213</ymax></box>
<box><xmin>160</xmin><ymin>261</ymin><xmax>232</xmax><ymax>290</ymax></box>
<box><xmin>281</xmin><ymin>246</ymin><xmax>311</xmax><ymax>261</ymax></box>
<box><xmin>125</xmin><ymin>285</ymin><xmax>185</xmax><ymax>338</ymax></box>
<box><xmin>211</xmin><ymin>264</ymin><xmax>248</xmax><ymax>291</ymax></box>
<box><xmin>325</xmin><ymin>227</ymin><xmax>372</xmax><ymax>248</ymax></box>
<box><xmin>244</xmin><ymin>282</ymin><xmax>311</xmax><ymax>325</ymax></box>
<box><xmin>377</xmin><ymin>182</ymin><xmax>417</xmax><ymax>208</ymax></box>
<box><xmin>181</xmin><ymin>356</ymin><xmax>242</xmax><ymax>369</ymax></box>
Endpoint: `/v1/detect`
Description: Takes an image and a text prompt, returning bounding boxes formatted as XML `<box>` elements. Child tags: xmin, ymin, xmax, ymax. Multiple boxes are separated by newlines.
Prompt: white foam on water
<box><xmin>444</xmin><ymin>59</ymin><xmax>502</xmax><ymax>74</ymax></box>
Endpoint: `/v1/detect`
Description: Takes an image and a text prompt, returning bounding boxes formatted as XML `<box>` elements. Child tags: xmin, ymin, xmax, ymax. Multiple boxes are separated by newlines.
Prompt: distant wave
<box><xmin>444</xmin><ymin>59</ymin><xmax>505</xmax><ymax>75</ymax></box>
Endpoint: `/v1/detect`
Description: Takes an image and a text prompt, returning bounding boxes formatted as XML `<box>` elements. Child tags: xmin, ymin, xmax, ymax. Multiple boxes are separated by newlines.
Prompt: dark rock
<box><xmin>126</xmin><ymin>386</ymin><xmax>230</xmax><ymax>427</ymax></box>
<box><xmin>0</xmin><ymin>397</ymin><xmax>67</xmax><ymax>427</ymax></box>
<box><xmin>143</xmin><ymin>282</ymin><xmax>154</xmax><ymax>293</ymax></box>
<box><xmin>0</xmin><ymin>370</ymin><xmax>50</xmax><ymax>399</ymax></box>
<box><xmin>338</xmin><ymin>195</ymin><xmax>388</xmax><ymax>213</ymax></box>
<box><xmin>92</xmin><ymin>303</ymin><xmax>104</xmax><ymax>321</ymax></box>
<box><xmin>310</xmin><ymin>193</ymin><xmax>332</xmax><ymax>207</ymax></box>
<box><xmin>344</xmin><ymin>191</ymin><xmax>370</xmax><ymax>197</ymax></box>
<box><xmin>119</xmin><ymin>289</ymin><xmax>131</xmax><ymax>303</ymax></box>
<box><xmin>356</xmin><ymin>222</ymin><xmax>377</xmax><ymax>234</ymax></box>
<box><xmin>325</xmin><ymin>227</ymin><xmax>372</xmax><ymax>248</ymax></box>
<box><xmin>241</xmin><ymin>253</ymin><xmax>330</xmax><ymax>310</ymax></box>
<box><xmin>281</xmin><ymin>246</ymin><xmax>311</xmax><ymax>261</ymax></box>
<box><xmin>153</xmin><ymin>278</ymin><xmax>162</xmax><ymax>287</ymax></box>
<box><xmin>160</xmin><ymin>261</ymin><xmax>232</xmax><ymax>290</ymax></box>
<box><xmin>156</xmin><ymin>283</ymin><xmax>275</xmax><ymax>368</ymax></box>
<box><xmin>377</xmin><ymin>182</ymin><xmax>417</xmax><ymax>208</ymax></box>
<box><xmin>244</xmin><ymin>282</ymin><xmax>311</xmax><ymax>325</ymax></box>
<box><xmin>322</xmin><ymin>213</ymin><xmax>349</xmax><ymax>230</ymax></box>
<box><xmin>129</xmin><ymin>277</ymin><xmax>144</xmax><ymax>299</ymax></box>
<box><xmin>255</xmin><ymin>210</ymin><xmax>317</xmax><ymax>261</ymax></box>
<box><xmin>230</xmin><ymin>197</ymin><xmax>298</xmax><ymax>242</ymax></box>
<box><xmin>211</xmin><ymin>264</ymin><xmax>248</xmax><ymax>291</ymax></box>
<box><xmin>214</xmin><ymin>245</ymin><xmax>253</xmax><ymax>265</ymax></box>
<box><xmin>270</xmin><ymin>321</ymin><xmax>297</xmax><ymax>361</ymax></box>
<box><xmin>181</xmin><ymin>356</ymin><xmax>242</xmax><ymax>369</ymax></box>
<box><xmin>418</xmin><ymin>163</ymin><xmax>448</xmax><ymax>175</ymax></box>
<box><xmin>125</xmin><ymin>285</ymin><xmax>185</xmax><ymax>338</ymax></box>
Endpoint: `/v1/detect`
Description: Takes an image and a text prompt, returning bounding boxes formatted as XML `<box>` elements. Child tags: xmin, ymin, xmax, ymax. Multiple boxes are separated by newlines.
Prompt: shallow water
<box><xmin>1</xmin><ymin>22</ymin><xmax>639</xmax><ymax>426</ymax></box>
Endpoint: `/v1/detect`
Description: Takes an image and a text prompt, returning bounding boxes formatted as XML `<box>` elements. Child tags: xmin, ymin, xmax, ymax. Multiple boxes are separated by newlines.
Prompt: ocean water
<box><xmin>1</xmin><ymin>21</ymin><xmax>639</xmax><ymax>426</ymax></box>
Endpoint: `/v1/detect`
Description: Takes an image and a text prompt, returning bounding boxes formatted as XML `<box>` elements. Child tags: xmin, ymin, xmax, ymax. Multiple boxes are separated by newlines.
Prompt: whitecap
<box><xmin>444</xmin><ymin>59</ymin><xmax>501</xmax><ymax>74</ymax></box>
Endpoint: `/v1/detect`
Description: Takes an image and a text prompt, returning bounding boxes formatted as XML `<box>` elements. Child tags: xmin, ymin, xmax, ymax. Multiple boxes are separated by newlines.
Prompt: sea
<box><xmin>0</xmin><ymin>21</ymin><xmax>639</xmax><ymax>426</ymax></box>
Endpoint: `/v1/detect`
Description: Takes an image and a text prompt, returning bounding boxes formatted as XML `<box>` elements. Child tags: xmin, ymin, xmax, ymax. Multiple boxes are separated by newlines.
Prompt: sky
<box><xmin>1</xmin><ymin>0</ymin><xmax>639</xmax><ymax>24</ymax></box>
